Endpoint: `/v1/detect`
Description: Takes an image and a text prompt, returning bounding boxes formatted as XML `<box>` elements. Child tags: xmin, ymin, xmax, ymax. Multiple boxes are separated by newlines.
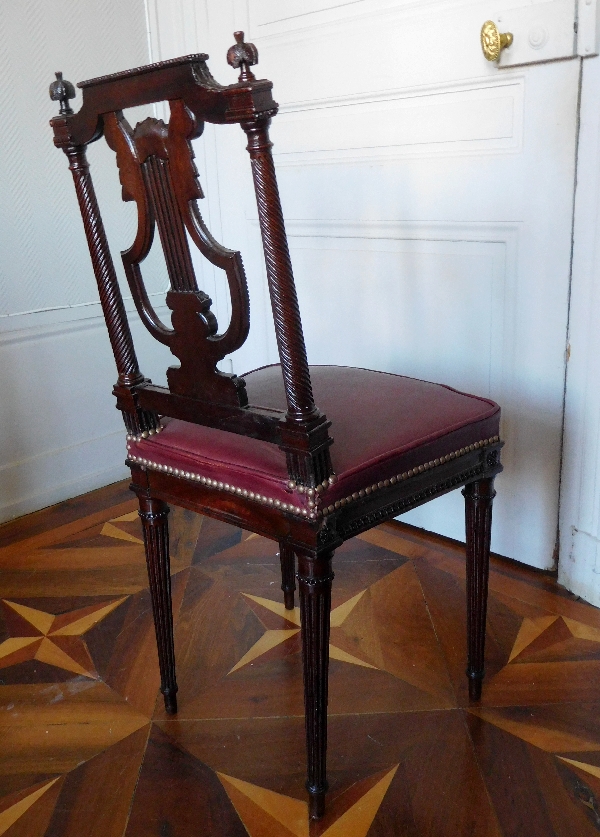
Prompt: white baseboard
<box><xmin>0</xmin><ymin>430</ymin><xmax>129</xmax><ymax>524</ymax></box>
<box><xmin>558</xmin><ymin>528</ymin><xmax>600</xmax><ymax>609</ymax></box>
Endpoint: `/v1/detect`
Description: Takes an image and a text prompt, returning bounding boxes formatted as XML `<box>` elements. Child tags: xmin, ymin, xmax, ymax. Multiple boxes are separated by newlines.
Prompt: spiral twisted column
<box><xmin>463</xmin><ymin>477</ymin><xmax>496</xmax><ymax>701</ymax></box>
<box><xmin>242</xmin><ymin>119</ymin><xmax>316</xmax><ymax>421</ymax></box>
<box><xmin>65</xmin><ymin>145</ymin><xmax>142</xmax><ymax>386</ymax></box>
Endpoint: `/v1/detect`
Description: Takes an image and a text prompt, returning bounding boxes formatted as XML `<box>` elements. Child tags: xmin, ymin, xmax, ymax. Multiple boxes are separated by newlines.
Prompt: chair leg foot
<box><xmin>467</xmin><ymin>670</ymin><xmax>484</xmax><ymax>702</ymax></box>
<box><xmin>298</xmin><ymin>549</ymin><xmax>333</xmax><ymax>821</ymax></box>
<box><xmin>279</xmin><ymin>543</ymin><xmax>296</xmax><ymax>610</ymax></box>
<box><xmin>463</xmin><ymin>477</ymin><xmax>495</xmax><ymax>703</ymax></box>
<box><xmin>138</xmin><ymin>495</ymin><xmax>178</xmax><ymax>714</ymax></box>
<box><xmin>162</xmin><ymin>686</ymin><xmax>178</xmax><ymax>714</ymax></box>
<box><xmin>308</xmin><ymin>786</ymin><xmax>327</xmax><ymax>820</ymax></box>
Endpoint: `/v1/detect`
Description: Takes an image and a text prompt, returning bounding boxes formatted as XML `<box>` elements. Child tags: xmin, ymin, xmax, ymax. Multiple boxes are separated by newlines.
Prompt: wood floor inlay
<box><xmin>1</xmin><ymin>479</ymin><xmax>599</xmax><ymax>834</ymax></box>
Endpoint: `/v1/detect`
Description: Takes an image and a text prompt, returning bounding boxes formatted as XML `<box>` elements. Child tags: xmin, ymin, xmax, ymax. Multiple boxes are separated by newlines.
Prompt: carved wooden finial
<box><xmin>49</xmin><ymin>71</ymin><xmax>76</xmax><ymax>115</ymax></box>
<box><xmin>227</xmin><ymin>31</ymin><xmax>258</xmax><ymax>83</ymax></box>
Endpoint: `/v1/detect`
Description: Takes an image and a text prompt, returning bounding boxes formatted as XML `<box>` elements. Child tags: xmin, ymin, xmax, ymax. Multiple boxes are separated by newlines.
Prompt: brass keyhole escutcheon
<box><xmin>481</xmin><ymin>20</ymin><xmax>513</xmax><ymax>61</ymax></box>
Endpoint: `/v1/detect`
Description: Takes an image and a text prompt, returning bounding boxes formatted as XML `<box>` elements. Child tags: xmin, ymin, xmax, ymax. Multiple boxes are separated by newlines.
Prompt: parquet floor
<box><xmin>1</xmin><ymin>483</ymin><xmax>600</xmax><ymax>836</ymax></box>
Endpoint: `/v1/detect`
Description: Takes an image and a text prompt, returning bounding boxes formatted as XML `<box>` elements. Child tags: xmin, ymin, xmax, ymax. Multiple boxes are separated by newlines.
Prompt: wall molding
<box><xmin>0</xmin><ymin>292</ymin><xmax>168</xmax><ymax>337</ymax></box>
<box><xmin>247</xmin><ymin>0</ymin><xmax>494</xmax><ymax>41</ymax></box>
<box><xmin>255</xmin><ymin>215</ymin><xmax>518</xmax><ymax>431</ymax></box>
<box><xmin>270</xmin><ymin>75</ymin><xmax>524</xmax><ymax>165</ymax></box>
<box><xmin>277</xmin><ymin>217</ymin><xmax>520</xmax><ymax>244</ymax></box>
<box><xmin>277</xmin><ymin>74</ymin><xmax>525</xmax><ymax>115</ymax></box>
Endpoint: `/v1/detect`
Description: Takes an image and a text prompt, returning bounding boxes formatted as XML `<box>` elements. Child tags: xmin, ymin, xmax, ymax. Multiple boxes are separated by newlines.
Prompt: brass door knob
<box><xmin>481</xmin><ymin>20</ymin><xmax>513</xmax><ymax>61</ymax></box>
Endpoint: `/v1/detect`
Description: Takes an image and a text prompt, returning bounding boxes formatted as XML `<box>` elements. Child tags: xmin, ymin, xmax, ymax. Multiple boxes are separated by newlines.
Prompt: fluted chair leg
<box><xmin>463</xmin><ymin>478</ymin><xmax>496</xmax><ymax>702</ymax></box>
<box><xmin>138</xmin><ymin>496</ymin><xmax>178</xmax><ymax>714</ymax></box>
<box><xmin>298</xmin><ymin>549</ymin><xmax>333</xmax><ymax>820</ymax></box>
<box><xmin>279</xmin><ymin>543</ymin><xmax>296</xmax><ymax>610</ymax></box>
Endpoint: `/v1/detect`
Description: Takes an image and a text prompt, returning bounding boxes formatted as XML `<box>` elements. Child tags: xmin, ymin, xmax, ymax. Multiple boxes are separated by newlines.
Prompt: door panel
<box><xmin>151</xmin><ymin>0</ymin><xmax>579</xmax><ymax>568</ymax></box>
<box><xmin>252</xmin><ymin>2</ymin><xmax>579</xmax><ymax>568</ymax></box>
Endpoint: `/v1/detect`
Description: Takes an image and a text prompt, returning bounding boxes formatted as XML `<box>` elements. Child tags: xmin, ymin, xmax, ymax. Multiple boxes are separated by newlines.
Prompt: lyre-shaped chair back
<box><xmin>49</xmin><ymin>39</ymin><xmax>334</xmax><ymax>489</ymax></box>
<box><xmin>104</xmin><ymin>102</ymin><xmax>250</xmax><ymax>407</ymax></box>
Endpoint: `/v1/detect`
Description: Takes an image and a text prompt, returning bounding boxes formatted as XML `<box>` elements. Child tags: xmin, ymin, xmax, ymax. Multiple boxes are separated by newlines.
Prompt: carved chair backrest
<box><xmin>50</xmin><ymin>37</ymin><xmax>333</xmax><ymax>488</ymax></box>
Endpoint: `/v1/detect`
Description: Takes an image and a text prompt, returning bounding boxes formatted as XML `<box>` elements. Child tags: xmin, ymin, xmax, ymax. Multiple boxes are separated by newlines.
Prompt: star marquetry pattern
<box><xmin>0</xmin><ymin>597</ymin><xmax>127</xmax><ymax>677</ymax></box>
<box><xmin>507</xmin><ymin>614</ymin><xmax>600</xmax><ymax>664</ymax></box>
<box><xmin>218</xmin><ymin>765</ymin><xmax>399</xmax><ymax>837</ymax></box>
<box><xmin>229</xmin><ymin>590</ymin><xmax>377</xmax><ymax>675</ymax></box>
<box><xmin>100</xmin><ymin>510</ymin><xmax>144</xmax><ymax>544</ymax></box>
<box><xmin>0</xmin><ymin>778</ymin><xmax>61</xmax><ymax>836</ymax></box>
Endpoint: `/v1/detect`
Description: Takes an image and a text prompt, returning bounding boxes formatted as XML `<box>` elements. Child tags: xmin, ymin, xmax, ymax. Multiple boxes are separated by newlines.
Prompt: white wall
<box><xmin>559</xmin><ymin>53</ymin><xmax>600</xmax><ymax>605</ymax></box>
<box><xmin>0</xmin><ymin>0</ymin><xmax>174</xmax><ymax>522</ymax></box>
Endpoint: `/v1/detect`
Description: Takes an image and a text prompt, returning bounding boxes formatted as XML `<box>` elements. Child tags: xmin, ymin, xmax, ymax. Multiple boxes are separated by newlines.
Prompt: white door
<box><xmin>148</xmin><ymin>0</ymin><xmax>588</xmax><ymax>569</ymax></box>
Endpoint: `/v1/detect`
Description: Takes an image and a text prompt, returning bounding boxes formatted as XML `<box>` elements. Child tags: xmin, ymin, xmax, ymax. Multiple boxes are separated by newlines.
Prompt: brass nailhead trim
<box><xmin>125</xmin><ymin>444</ymin><xmax>316</xmax><ymax>520</ymax></box>
<box><xmin>127</xmin><ymin>424</ymin><xmax>165</xmax><ymax>443</ymax></box>
<box><xmin>126</xmin><ymin>433</ymin><xmax>500</xmax><ymax>522</ymax></box>
<box><xmin>321</xmin><ymin>436</ymin><xmax>500</xmax><ymax>516</ymax></box>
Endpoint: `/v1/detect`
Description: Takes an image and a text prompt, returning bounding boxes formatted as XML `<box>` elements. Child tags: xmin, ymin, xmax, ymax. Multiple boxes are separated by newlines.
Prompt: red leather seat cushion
<box><xmin>128</xmin><ymin>365</ymin><xmax>500</xmax><ymax>515</ymax></box>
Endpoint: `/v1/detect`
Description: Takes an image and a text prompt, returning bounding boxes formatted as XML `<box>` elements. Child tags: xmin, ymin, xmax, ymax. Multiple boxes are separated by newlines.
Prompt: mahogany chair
<box><xmin>49</xmin><ymin>34</ymin><xmax>502</xmax><ymax>821</ymax></box>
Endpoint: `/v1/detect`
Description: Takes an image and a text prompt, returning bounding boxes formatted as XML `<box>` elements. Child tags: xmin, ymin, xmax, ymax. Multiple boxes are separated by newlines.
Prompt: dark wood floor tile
<box><xmin>411</xmin><ymin>554</ymin><xmax>600</xmax><ymax>709</ymax></box>
<box><xmin>1</xmin><ymin>776</ymin><xmax>64</xmax><ymax>837</ymax></box>
<box><xmin>342</xmin><ymin>561</ymin><xmax>453</xmax><ymax>703</ymax></box>
<box><xmin>0</xmin><ymin>680</ymin><xmax>148</xmax><ymax>774</ymax></box>
<box><xmin>98</xmin><ymin>569</ymin><xmax>189</xmax><ymax>718</ymax></box>
<box><xmin>467</xmin><ymin>709</ymin><xmax>600</xmax><ymax>836</ymax></box>
<box><xmin>482</xmin><ymin>661</ymin><xmax>600</xmax><ymax>707</ymax></box>
<box><xmin>0</xmin><ymin>500</ymin><xmax>136</xmax><ymax>563</ymax></box>
<box><xmin>0</xmin><ymin>774</ymin><xmax>58</xmax><ymax>803</ymax></box>
<box><xmin>0</xmin><ymin>594</ymin><xmax>129</xmax><ymax>686</ymax></box>
<box><xmin>45</xmin><ymin>520</ymin><xmax>137</xmax><ymax>550</ymax></box>
<box><xmin>155</xmin><ymin>717</ymin><xmax>307</xmax><ymax>799</ymax></box>
<box><xmin>83</xmin><ymin>598</ymin><xmax>131</xmax><ymax>681</ymax></box>
<box><xmin>365</xmin><ymin>762</ymin><xmax>420</xmax><ymax>837</ymax></box>
<box><xmin>335</xmin><ymin>532</ymin><xmax>414</xmax><ymax>564</ymax></box>
<box><xmin>125</xmin><ymin>724</ymin><xmax>249</xmax><ymax>837</ymax></box>
<box><xmin>3</xmin><ymin>483</ymin><xmax>600</xmax><ymax>833</ymax></box>
<box><xmin>193</xmin><ymin>516</ymin><xmax>243</xmax><ymax>563</ymax></box>
<box><xmin>44</xmin><ymin>726</ymin><xmax>148</xmax><ymax>837</ymax></box>
<box><xmin>469</xmin><ymin>702</ymin><xmax>600</xmax><ymax>753</ymax></box>
<box><xmin>411</xmin><ymin>556</ymin><xmax>511</xmax><ymax>706</ymax></box>
<box><xmin>386</xmin><ymin>521</ymin><xmax>568</xmax><ymax>598</ymax></box>
<box><xmin>199</xmin><ymin>539</ymin><xmax>407</xmax><ymax>615</ymax></box>
<box><xmin>422</xmin><ymin>544</ymin><xmax>600</xmax><ymax>632</ymax></box>
<box><xmin>161</xmin><ymin>553</ymin><xmax>455</xmax><ymax>722</ymax></box>
<box><xmin>553</xmin><ymin>758</ymin><xmax>600</xmax><ymax>833</ymax></box>
<box><xmin>0</xmin><ymin>481</ymin><xmax>132</xmax><ymax>549</ymax></box>
<box><xmin>0</xmin><ymin>568</ymin><xmax>145</xmax><ymax>599</ymax></box>
<box><xmin>169</xmin><ymin>507</ymin><xmax>204</xmax><ymax>571</ymax></box>
<box><xmin>169</xmin><ymin>566</ymin><xmax>266</xmax><ymax>690</ymax></box>
<box><xmin>152</xmin><ymin>712</ymin><xmax>500</xmax><ymax>836</ymax></box>
<box><xmin>330</xmin><ymin>712</ymin><xmax>501</xmax><ymax>837</ymax></box>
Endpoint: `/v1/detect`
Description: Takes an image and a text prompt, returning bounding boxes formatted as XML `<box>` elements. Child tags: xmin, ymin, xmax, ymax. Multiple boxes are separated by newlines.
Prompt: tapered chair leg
<box><xmin>138</xmin><ymin>496</ymin><xmax>178</xmax><ymax>714</ymax></box>
<box><xmin>297</xmin><ymin>549</ymin><xmax>334</xmax><ymax>820</ymax></box>
<box><xmin>463</xmin><ymin>477</ymin><xmax>496</xmax><ymax>702</ymax></box>
<box><xmin>279</xmin><ymin>543</ymin><xmax>296</xmax><ymax>610</ymax></box>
